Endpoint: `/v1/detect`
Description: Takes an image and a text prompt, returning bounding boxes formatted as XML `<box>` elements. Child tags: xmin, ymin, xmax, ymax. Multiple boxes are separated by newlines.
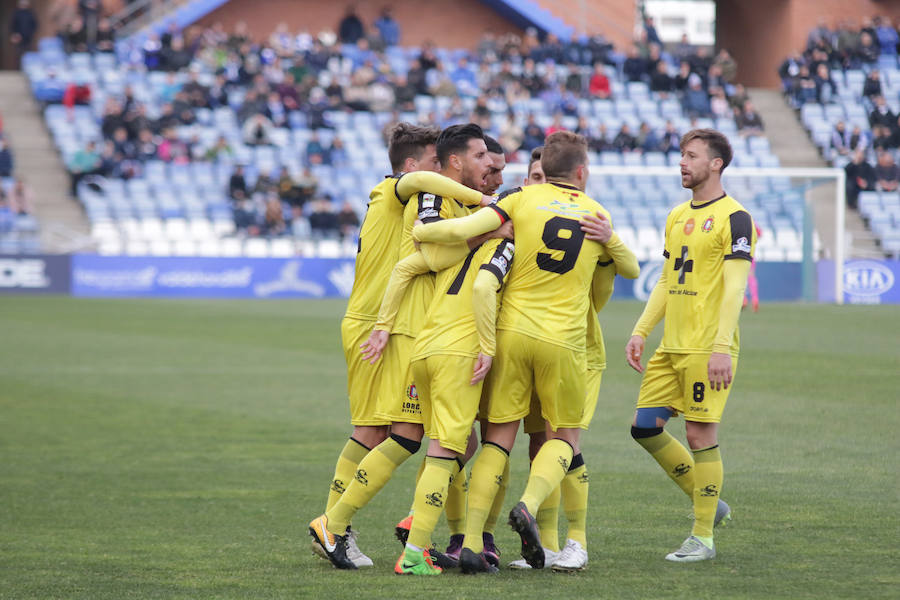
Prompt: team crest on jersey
<box><xmin>406</xmin><ymin>383</ymin><xmax>418</xmax><ymax>400</ymax></box>
<box><xmin>702</xmin><ymin>216</ymin><xmax>715</xmax><ymax>232</ymax></box>
<box><xmin>683</xmin><ymin>218</ymin><xmax>695</xmax><ymax>235</ymax></box>
<box><xmin>733</xmin><ymin>236</ymin><xmax>751</xmax><ymax>253</ymax></box>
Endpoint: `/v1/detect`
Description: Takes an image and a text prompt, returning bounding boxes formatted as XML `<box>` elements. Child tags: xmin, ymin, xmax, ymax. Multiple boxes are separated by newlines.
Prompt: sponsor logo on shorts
<box><xmin>700</xmin><ymin>484</ymin><xmax>719</xmax><ymax>497</ymax></box>
<box><xmin>355</xmin><ymin>469</ymin><xmax>368</xmax><ymax>486</ymax></box>
<box><xmin>331</xmin><ymin>478</ymin><xmax>346</xmax><ymax>494</ymax></box>
<box><xmin>425</xmin><ymin>492</ymin><xmax>444</xmax><ymax>507</ymax></box>
<box><xmin>672</xmin><ymin>463</ymin><xmax>692</xmax><ymax>477</ymax></box>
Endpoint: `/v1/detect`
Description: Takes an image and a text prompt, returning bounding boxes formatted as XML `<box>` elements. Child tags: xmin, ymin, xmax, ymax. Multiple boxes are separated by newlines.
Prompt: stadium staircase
<box><xmin>0</xmin><ymin>72</ymin><xmax>89</xmax><ymax>252</ymax></box>
<box><xmin>481</xmin><ymin>0</ymin><xmax>631</xmax><ymax>40</ymax></box>
<box><xmin>750</xmin><ymin>87</ymin><xmax>879</xmax><ymax>259</ymax></box>
<box><xmin>111</xmin><ymin>0</ymin><xmax>232</xmax><ymax>40</ymax></box>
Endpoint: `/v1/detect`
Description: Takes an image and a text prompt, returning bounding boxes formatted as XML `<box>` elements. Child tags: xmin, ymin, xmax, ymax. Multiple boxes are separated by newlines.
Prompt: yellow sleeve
<box><xmin>419</xmin><ymin>241</ymin><xmax>471</xmax><ymax>272</ymax></box>
<box><xmin>413</xmin><ymin>206</ymin><xmax>503</xmax><ymax>244</ymax></box>
<box><xmin>472</xmin><ymin>269</ymin><xmax>502</xmax><ymax>356</ymax></box>
<box><xmin>604</xmin><ymin>233</ymin><xmax>640</xmax><ymax>279</ymax></box>
<box><xmin>631</xmin><ymin>271</ymin><xmax>668</xmax><ymax>338</ymax></box>
<box><xmin>375</xmin><ymin>252</ymin><xmax>430</xmax><ymax>331</ymax></box>
<box><xmin>713</xmin><ymin>259</ymin><xmax>752</xmax><ymax>354</ymax></box>
<box><xmin>591</xmin><ymin>263</ymin><xmax>616</xmax><ymax>313</ymax></box>
<box><xmin>395</xmin><ymin>171</ymin><xmax>483</xmax><ymax>206</ymax></box>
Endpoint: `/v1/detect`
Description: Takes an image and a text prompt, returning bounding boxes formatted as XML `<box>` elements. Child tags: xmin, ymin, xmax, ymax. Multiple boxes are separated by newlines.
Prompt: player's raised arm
<box><xmin>395</xmin><ymin>170</ymin><xmax>491</xmax><ymax>207</ymax></box>
<box><xmin>412</xmin><ymin>205</ymin><xmax>504</xmax><ymax>244</ymax></box>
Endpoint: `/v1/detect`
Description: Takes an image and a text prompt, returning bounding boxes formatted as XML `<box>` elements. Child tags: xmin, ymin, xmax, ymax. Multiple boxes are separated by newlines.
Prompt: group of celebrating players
<box><xmin>308</xmin><ymin>120</ymin><xmax>756</xmax><ymax>574</ymax></box>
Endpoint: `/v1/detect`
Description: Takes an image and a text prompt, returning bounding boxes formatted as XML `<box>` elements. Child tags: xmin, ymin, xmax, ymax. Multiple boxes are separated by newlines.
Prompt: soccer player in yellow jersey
<box><xmin>310</xmin><ymin>124</ymin><xmax>494</xmax><ymax>570</ymax></box>
<box><xmin>412</xmin><ymin>131</ymin><xmax>635</xmax><ymax>570</ymax></box>
<box><xmin>626</xmin><ymin>129</ymin><xmax>756</xmax><ymax>563</ymax></box>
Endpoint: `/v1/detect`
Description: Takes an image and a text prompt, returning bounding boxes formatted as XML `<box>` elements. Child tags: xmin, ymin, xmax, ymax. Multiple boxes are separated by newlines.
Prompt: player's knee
<box><xmin>630</xmin><ymin>425</ymin><xmax>663</xmax><ymax>440</ymax></box>
<box><xmin>633</xmin><ymin>406</ymin><xmax>673</xmax><ymax>428</ymax></box>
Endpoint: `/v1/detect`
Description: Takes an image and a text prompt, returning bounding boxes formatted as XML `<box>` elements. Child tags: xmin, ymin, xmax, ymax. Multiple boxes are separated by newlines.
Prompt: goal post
<box><xmin>501</xmin><ymin>163</ymin><xmax>847</xmax><ymax>304</ymax></box>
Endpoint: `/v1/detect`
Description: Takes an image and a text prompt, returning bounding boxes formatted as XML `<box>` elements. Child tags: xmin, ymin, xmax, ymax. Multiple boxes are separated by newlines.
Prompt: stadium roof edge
<box><xmin>478</xmin><ymin>0</ymin><xmax>575</xmax><ymax>41</ymax></box>
<box><xmin>123</xmin><ymin>0</ymin><xmax>232</xmax><ymax>48</ymax></box>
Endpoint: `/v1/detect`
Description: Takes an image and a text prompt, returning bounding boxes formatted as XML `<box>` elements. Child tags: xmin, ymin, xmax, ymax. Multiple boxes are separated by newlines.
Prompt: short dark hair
<box><xmin>528</xmin><ymin>146</ymin><xmax>543</xmax><ymax>173</ymax></box>
<box><xmin>541</xmin><ymin>131</ymin><xmax>588</xmax><ymax>180</ymax></box>
<box><xmin>436</xmin><ymin>123</ymin><xmax>485</xmax><ymax>167</ymax></box>
<box><xmin>387</xmin><ymin>122</ymin><xmax>440</xmax><ymax>172</ymax></box>
<box><xmin>680</xmin><ymin>128</ymin><xmax>733</xmax><ymax>172</ymax></box>
<box><xmin>483</xmin><ymin>134</ymin><xmax>504</xmax><ymax>155</ymax></box>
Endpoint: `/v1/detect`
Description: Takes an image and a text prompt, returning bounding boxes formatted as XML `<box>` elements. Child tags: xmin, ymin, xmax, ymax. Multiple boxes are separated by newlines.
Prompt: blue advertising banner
<box><xmin>71</xmin><ymin>255</ymin><xmax>357</xmax><ymax>298</ymax></box>
<box><xmin>611</xmin><ymin>261</ymin><xmax>804</xmax><ymax>301</ymax></box>
<box><xmin>0</xmin><ymin>254</ymin><xmax>71</xmax><ymax>294</ymax></box>
<box><xmin>817</xmin><ymin>259</ymin><xmax>900</xmax><ymax>304</ymax></box>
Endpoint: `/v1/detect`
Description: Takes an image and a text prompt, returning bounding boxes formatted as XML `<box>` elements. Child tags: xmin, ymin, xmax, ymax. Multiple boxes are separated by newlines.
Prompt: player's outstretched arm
<box><xmin>413</xmin><ymin>207</ymin><xmax>502</xmax><ymax>244</ymax></box>
<box><xmin>369</xmin><ymin>252</ymin><xmax>430</xmax><ymax>347</ymax></box>
<box><xmin>708</xmin><ymin>259</ymin><xmax>752</xmax><ymax>390</ymax></box>
<box><xmin>396</xmin><ymin>171</ymin><xmax>490</xmax><ymax>207</ymax></box>
<box><xmin>420</xmin><ymin>241</ymin><xmax>471</xmax><ymax>272</ymax></box>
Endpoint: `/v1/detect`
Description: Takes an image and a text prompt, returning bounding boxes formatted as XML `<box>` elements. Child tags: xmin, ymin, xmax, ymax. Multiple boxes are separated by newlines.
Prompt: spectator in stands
<box><xmin>714</xmin><ymin>48</ymin><xmax>738</xmax><ymax>83</ymax></box>
<box><xmin>856</xmin><ymin>31</ymin><xmax>879</xmax><ymax>66</ymax></box>
<box><xmin>649</xmin><ymin>61</ymin><xmax>673</xmax><ymax>98</ymax></box>
<box><xmin>643</xmin><ymin>17</ymin><xmax>662</xmax><ymax>46</ymax></box>
<box><xmin>777</xmin><ymin>53</ymin><xmax>802</xmax><ymax>94</ymax></box>
<box><xmin>682</xmin><ymin>73</ymin><xmax>711</xmax><ymax>118</ymax></box>
<box><xmin>338</xmin><ymin>5</ymin><xmax>365</xmax><ymax>45</ymax></box>
<box><xmin>263</xmin><ymin>193</ymin><xmax>286</xmax><ymax>235</ymax></box>
<box><xmin>229</xmin><ymin>165</ymin><xmax>248</xmax><ymax>201</ymax></box>
<box><xmin>67</xmin><ymin>140</ymin><xmax>101</xmax><ymax>195</ymax></box>
<box><xmin>242</xmin><ymin>113</ymin><xmax>275</xmax><ymax>147</ymax></box>
<box><xmin>112</xmin><ymin>127</ymin><xmax>136</xmax><ymax>160</ymax></box>
<box><xmin>791</xmin><ymin>65</ymin><xmax>818</xmax><ymax>105</ymax></box>
<box><xmin>736</xmin><ymin>100</ymin><xmax>765</xmax><ymax>137</ymax></box>
<box><xmin>636</xmin><ymin>122</ymin><xmax>660</xmax><ymax>153</ymax></box>
<box><xmin>831</xmin><ymin>121</ymin><xmax>853</xmax><ymax>156</ymax></box>
<box><xmin>329</xmin><ymin>136</ymin><xmax>349</xmax><ymax>168</ymax></box>
<box><xmin>813</xmin><ymin>64</ymin><xmax>837</xmax><ymax>104</ymax></box>
<box><xmin>875</xmin><ymin>16</ymin><xmax>899</xmax><ymax>56</ymax></box>
<box><xmin>710</xmin><ymin>87</ymin><xmax>731</xmax><ymax>118</ymax></box>
<box><xmin>277</xmin><ymin>171</ymin><xmax>301</xmax><ymax>206</ymax></box>
<box><xmin>612</xmin><ymin>123</ymin><xmax>637</xmax><ymax>152</ymax></box>
<box><xmin>135</xmin><ymin>128</ymin><xmax>159</xmax><ymax>161</ymax></box>
<box><xmin>10</xmin><ymin>0</ymin><xmax>38</xmax><ymax>64</ymax></box>
<box><xmin>0</xmin><ymin>138</ymin><xmax>13</xmax><ymax>177</ymax></box>
<box><xmin>875</xmin><ymin>150</ymin><xmax>900</xmax><ymax>192</ymax></box>
<box><xmin>862</xmin><ymin>69</ymin><xmax>882</xmax><ymax>99</ymax></box>
<box><xmin>64</xmin><ymin>16</ymin><xmax>88</xmax><ymax>53</ymax></box>
<box><xmin>588</xmin><ymin>63</ymin><xmax>611</xmax><ymax>98</ymax></box>
<box><xmin>499</xmin><ymin>111</ymin><xmax>524</xmax><ymax>153</ymax></box>
<box><xmin>849</xmin><ymin>124</ymin><xmax>871</xmax><ymax>152</ymax></box>
<box><xmin>305</xmin><ymin>131</ymin><xmax>328</xmax><ymax>165</ymax></box>
<box><xmin>161</xmin><ymin>37</ymin><xmax>192</xmax><ymax>72</ymax></box>
<box><xmin>623</xmin><ymin>47</ymin><xmax>648</xmax><ymax>82</ymax></box>
<box><xmin>659</xmin><ymin>120</ymin><xmax>681</xmax><ymax>153</ymax></box>
<box><xmin>78</xmin><ymin>0</ymin><xmax>100</xmax><ymax>48</ymax></box>
<box><xmin>291</xmin><ymin>206</ymin><xmax>311</xmax><ymax>238</ymax></box>
<box><xmin>337</xmin><ymin>201</ymin><xmax>360</xmax><ymax>240</ymax></box>
<box><xmin>374</xmin><ymin>8</ymin><xmax>400</xmax><ymax>47</ymax></box>
<box><xmin>10</xmin><ymin>178</ymin><xmax>33</xmax><ymax>215</ymax></box>
<box><xmin>254</xmin><ymin>170</ymin><xmax>277</xmax><ymax>197</ymax></box>
<box><xmin>545</xmin><ymin>113</ymin><xmax>565</xmax><ymax>137</ymax></box>
<box><xmin>672</xmin><ymin>60</ymin><xmax>692</xmax><ymax>94</ymax></box>
<box><xmin>95</xmin><ymin>18</ymin><xmax>115</xmax><ymax>53</ymax></box>
<box><xmin>295</xmin><ymin>167</ymin><xmax>319</xmax><ymax>205</ymax></box>
<box><xmin>309</xmin><ymin>197</ymin><xmax>340</xmax><ymax>238</ymax></box>
<box><xmin>844</xmin><ymin>149</ymin><xmax>875</xmax><ymax>209</ymax></box>
<box><xmin>157</xmin><ymin>129</ymin><xmax>190</xmax><ymax>164</ymax></box>
<box><xmin>521</xmin><ymin>114</ymin><xmax>545</xmax><ymax>151</ymax></box>
<box><xmin>871</xmin><ymin>125</ymin><xmax>894</xmax><ymax>152</ymax></box>
<box><xmin>869</xmin><ymin>95</ymin><xmax>896</xmax><ymax>129</ymax></box>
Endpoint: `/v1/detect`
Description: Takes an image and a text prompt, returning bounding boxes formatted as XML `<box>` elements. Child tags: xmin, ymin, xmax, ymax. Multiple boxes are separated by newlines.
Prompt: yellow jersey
<box><xmin>344</xmin><ymin>176</ymin><xmax>408</xmax><ymax>321</ymax></box>
<box><xmin>659</xmin><ymin>194</ymin><xmax>756</xmax><ymax>355</ymax></box>
<box><xmin>491</xmin><ymin>182</ymin><xmax>609</xmax><ymax>351</ymax></box>
<box><xmin>392</xmin><ymin>191</ymin><xmax>472</xmax><ymax>337</ymax></box>
<box><xmin>586</xmin><ymin>259</ymin><xmax>615</xmax><ymax>370</ymax></box>
<box><xmin>413</xmin><ymin>238</ymin><xmax>514</xmax><ymax>360</ymax></box>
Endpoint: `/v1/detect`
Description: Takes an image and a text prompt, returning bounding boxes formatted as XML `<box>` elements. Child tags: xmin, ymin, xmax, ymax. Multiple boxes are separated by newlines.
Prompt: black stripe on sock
<box><xmin>349</xmin><ymin>437</ymin><xmax>372</xmax><ymax>451</ymax></box>
<box><xmin>631</xmin><ymin>426</ymin><xmax>664</xmax><ymax>439</ymax></box>
<box><xmin>482</xmin><ymin>440</ymin><xmax>510</xmax><ymax>456</ymax></box>
<box><xmin>568</xmin><ymin>452</ymin><xmax>585</xmax><ymax>471</ymax></box>
<box><xmin>692</xmin><ymin>444</ymin><xmax>719</xmax><ymax>454</ymax></box>
<box><xmin>390</xmin><ymin>433</ymin><xmax>421</xmax><ymax>454</ymax></box>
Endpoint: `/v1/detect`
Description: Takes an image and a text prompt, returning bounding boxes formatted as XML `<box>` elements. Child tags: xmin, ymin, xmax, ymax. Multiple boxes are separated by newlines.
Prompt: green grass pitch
<box><xmin>0</xmin><ymin>296</ymin><xmax>897</xmax><ymax>599</ymax></box>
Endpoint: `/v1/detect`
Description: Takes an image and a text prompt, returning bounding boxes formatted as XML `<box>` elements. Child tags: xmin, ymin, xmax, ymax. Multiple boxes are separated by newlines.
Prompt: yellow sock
<box><xmin>536</xmin><ymin>483</ymin><xmax>561</xmax><ymax>552</ymax></box>
<box><xmin>483</xmin><ymin>458</ymin><xmax>509</xmax><ymax>535</ymax></box>
<box><xmin>520</xmin><ymin>439</ymin><xmax>573</xmax><ymax>514</ymax></box>
<box><xmin>408</xmin><ymin>457</ymin><xmax>460</xmax><ymax>549</ymax></box>
<box><xmin>445</xmin><ymin>464</ymin><xmax>468</xmax><ymax>535</ymax></box>
<box><xmin>691</xmin><ymin>446</ymin><xmax>723</xmax><ymax>539</ymax></box>
<box><xmin>462</xmin><ymin>443</ymin><xmax>508</xmax><ymax>553</ymax></box>
<box><xmin>326</xmin><ymin>438</ymin><xmax>370</xmax><ymax>512</ymax></box>
<box><xmin>407</xmin><ymin>456</ymin><xmax>427</xmax><ymax>515</ymax></box>
<box><xmin>561</xmin><ymin>453</ymin><xmax>588</xmax><ymax>548</ymax></box>
<box><xmin>325</xmin><ymin>434</ymin><xmax>419</xmax><ymax>534</ymax></box>
<box><xmin>633</xmin><ymin>428</ymin><xmax>695</xmax><ymax>496</ymax></box>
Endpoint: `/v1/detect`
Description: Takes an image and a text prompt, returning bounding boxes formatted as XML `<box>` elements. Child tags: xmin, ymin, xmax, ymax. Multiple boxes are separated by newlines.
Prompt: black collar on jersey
<box><xmin>690</xmin><ymin>191</ymin><xmax>727</xmax><ymax>209</ymax></box>
<box><xmin>548</xmin><ymin>180</ymin><xmax>581</xmax><ymax>192</ymax></box>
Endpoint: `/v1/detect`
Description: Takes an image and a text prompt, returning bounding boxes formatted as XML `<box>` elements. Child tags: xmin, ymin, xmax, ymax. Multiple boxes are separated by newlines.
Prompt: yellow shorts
<box><xmin>341</xmin><ymin>317</ymin><xmax>389</xmax><ymax>426</ymax></box>
<box><xmin>412</xmin><ymin>354</ymin><xmax>482</xmax><ymax>455</ymax></box>
<box><xmin>375</xmin><ymin>333</ymin><xmax>422</xmax><ymax>424</ymax></box>
<box><xmin>523</xmin><ymin>367</ymin><xmax>603</xmax><ymax>433</ymax></box>
<box><xmin>484</xmin><ymin>330</ymin><xmax>586</xmax><ymax>430</ymax></box>
<box><xmin>636</xmin><ymin>351</ymin><xmax>739</xmax><ymax>423</ymax></box>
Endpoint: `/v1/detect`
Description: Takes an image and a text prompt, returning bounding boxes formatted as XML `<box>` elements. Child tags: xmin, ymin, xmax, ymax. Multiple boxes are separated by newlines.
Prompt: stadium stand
<box><xmin>0</xmin><ymin>114</ymin><xmax>41</xmax><ymax>255</ymax></box>
<box><xmin>20</xmin><ymin>11</ymin><xmax>810</xmax><ymax>260</ymax></box>
<box><xmin>781</xmin><ymin>16</ymin><xmax>900</xmax><ymax>257</ymax></box>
